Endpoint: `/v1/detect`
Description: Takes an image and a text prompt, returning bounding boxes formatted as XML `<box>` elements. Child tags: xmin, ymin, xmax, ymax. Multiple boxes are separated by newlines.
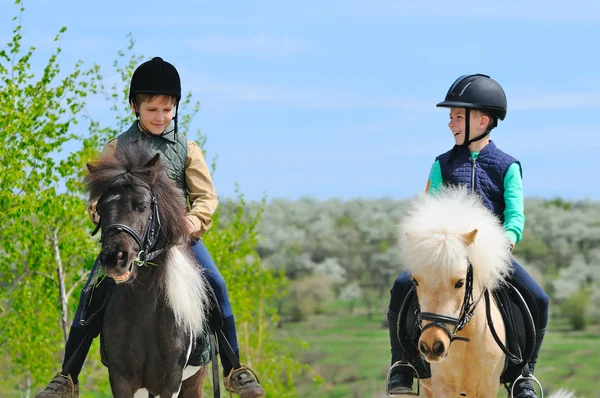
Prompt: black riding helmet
<box><xmin>436</xmin><ymin>74</ymin><xmax>507</xmax><ymax>146</ymax></box>
<box><xmin>129</xmin><ymin>57</ymin><xmax>182</xmax><ymax>137</ymax></box>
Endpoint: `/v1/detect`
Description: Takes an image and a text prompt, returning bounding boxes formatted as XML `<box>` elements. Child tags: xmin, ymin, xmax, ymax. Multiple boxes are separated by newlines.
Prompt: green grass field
<box><xmin>275</xmin><ymin>306</ymin><xmax>600</xmax><ymax>398</ymax></box>
<box><xmin>24</xmin><ymin>300</ymin><xmax>599</xmax><ymax>397</ymax></box>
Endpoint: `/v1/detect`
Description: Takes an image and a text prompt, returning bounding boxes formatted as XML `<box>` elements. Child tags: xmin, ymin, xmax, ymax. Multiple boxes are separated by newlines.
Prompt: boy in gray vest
<box><xmin>386</xmin><ymin>74</ymin><xmax>548</xmax><ymax>398</ymax></box>
<box><xmin>36</xmin><ymin>57</ymin><xmax>265</xmax><ymax>398</ymax></box>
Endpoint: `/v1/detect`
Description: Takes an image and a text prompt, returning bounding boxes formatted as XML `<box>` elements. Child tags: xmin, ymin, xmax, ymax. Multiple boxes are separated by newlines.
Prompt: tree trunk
<box><xmin>53</xmin><ymin>228</ymin><xmax>69</xmax><ymax>343</ymax></box>
<box><xmin>25</xmin><ymin>373</ymin><xmax>31</xmax><ymax>398</ymax></box>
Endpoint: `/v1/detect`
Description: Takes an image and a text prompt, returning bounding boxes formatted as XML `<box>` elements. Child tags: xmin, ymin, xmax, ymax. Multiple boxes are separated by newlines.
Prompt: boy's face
<box><xmin>447</xmin><ymin>108</ymin><xmax>489</xmax><ymax>146</ymax></box>
<box><xmin>132</xmin><ymin>95</ymin><xmax>176</xmax><ymax>136</ymax></box>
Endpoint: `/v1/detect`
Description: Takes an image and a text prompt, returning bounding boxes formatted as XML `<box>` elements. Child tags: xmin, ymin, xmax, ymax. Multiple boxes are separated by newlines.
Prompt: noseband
<box><xmin>91</xmin><ymin>184</ymin><xmax>164</xmax><ymax>264</ymax></box>
<box><xmin>417</xmin><ymin>261</ymin><xmax>486</xmax><ymax>345</ymax></box>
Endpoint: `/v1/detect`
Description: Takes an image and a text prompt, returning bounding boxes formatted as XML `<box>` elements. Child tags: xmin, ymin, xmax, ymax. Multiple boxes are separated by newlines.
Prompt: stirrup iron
<box><xmin>386</xmin><ymin>361</ymin><xmax>420</xmax><ymax>396</ymax></box>
<box><xmin>511</xmin><ymin>373</ymin><xmax>543</xmax><ymax>398</ymax></box>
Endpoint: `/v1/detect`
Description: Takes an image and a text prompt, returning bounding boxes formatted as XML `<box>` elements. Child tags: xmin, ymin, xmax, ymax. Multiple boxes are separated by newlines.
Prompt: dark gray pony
<box><xmin>86</xmin><ymin>142</ymin><xmax>211</xmax><ymax>397</ymax></box>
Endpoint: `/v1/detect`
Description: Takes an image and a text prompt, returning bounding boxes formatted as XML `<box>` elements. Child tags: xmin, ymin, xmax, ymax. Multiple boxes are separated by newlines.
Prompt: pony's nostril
<box><xmin>419</xmin><ymin>341</ymin><xmax>430</xmax><ymax>355</ymax></box>
<box><xmin>433</xmin><ymin>340</ymin><xmax>445</xmax><ymax>356</ymax></box>
<box><xmin>117</xmin><ymin>252</ymin><xmax>129</xmax><ymax>267</ymax></box>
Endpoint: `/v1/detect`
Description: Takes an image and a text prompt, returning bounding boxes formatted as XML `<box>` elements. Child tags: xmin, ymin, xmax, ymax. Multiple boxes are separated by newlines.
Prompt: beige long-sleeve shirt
<box><xmin>87</xmin><ymin>138</ymin><xmax>218</xmax><ymax>239</ymax></box>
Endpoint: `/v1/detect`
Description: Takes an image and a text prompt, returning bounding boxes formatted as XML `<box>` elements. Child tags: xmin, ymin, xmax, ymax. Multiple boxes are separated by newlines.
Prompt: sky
<box><xmin>2</xmin><ymin>0</ymin><xmax>599</xmax><ymax>201</ymax></box>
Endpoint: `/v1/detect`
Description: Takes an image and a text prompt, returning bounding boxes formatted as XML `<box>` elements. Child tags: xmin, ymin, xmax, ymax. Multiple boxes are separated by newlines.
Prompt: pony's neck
<box><xmin>132</xmin><ymin>264</ymin><xmax>161</xmax><ymax>290</ymax></box>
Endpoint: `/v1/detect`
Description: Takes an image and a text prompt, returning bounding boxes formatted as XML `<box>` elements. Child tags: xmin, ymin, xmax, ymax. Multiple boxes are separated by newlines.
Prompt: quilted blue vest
<box><xmin>436</xmin><ymin>141</ymin><xmax>521</xmax><ymax>222</ymax></box>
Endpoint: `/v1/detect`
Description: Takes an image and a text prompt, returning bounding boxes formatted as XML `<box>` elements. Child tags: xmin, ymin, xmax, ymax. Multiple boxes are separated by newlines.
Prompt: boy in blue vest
<box><xmin>386</xmin><ymin>74</ymin><xmax>549</xmax><ymax>398</ymax></box>
<box><xmin>36</xmin><ymin>57</ymin><xmax>265</xmax><ymax>398</ymax></box>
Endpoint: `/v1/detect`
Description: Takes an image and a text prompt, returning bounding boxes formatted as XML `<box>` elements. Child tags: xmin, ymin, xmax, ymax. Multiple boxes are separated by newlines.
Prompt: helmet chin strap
<box><xmin>167</xmin><ymin>105</ymin><xmax>178</xmax><ymax>140</ymax></box>
<box><xmin>461</xmin><ymin>109</ymin><xmax>490</xmax><ymax>147</ymax></box>
<box><xmin>461</xmin><ymin>109</ymin><xmax>471</xmax><ymax>147</ymax></box>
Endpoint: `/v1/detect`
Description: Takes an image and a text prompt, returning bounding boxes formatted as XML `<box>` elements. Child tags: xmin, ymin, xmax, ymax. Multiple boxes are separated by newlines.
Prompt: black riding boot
<box><xmin>512</xmin><ymin>328</ymin><xmax>546</xmax><ymax>398</ymax></box>
<box><xmin>387</xmin><ymin>311</ymin><xmax>414</xmax><ymax>394</ymax></box>
<box><xmin>61</xmin><ymin>327</ymin><xmax>95</xmax><ymax>383</ymax></box>
<box><xmin>35</xmin><ymin>327</ymin><xmax>92</xmax><ymax>398</ymax></box>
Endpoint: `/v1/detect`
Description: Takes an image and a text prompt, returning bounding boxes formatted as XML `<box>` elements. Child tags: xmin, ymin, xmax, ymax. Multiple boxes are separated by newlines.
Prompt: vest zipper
<box><xmin>471</xmin><ymin>158</ymin><xmax>477</xmax><ymax>192</ymax></box>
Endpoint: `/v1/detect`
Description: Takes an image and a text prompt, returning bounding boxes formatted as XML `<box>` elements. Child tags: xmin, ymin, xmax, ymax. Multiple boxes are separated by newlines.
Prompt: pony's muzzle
<box><xmin>101</xmin><ymin>246</ymin><xmax>130</xmax><ymax>269</ymax></box>
<box><xmin>433</xmin><ymin>340</ymin><xmax>445</xmax><ymax>356</ymax></box>
<box><xmin>100</xmin><ymin>246</ymin><xmax>134</xmax><ymax>283</ymax></box>
<box><xmin>419</xmin><ymin>340</ymin><xmax>430</xmax><ymax>356</ymax></box>
<box><xmin>419</xmin><ymin>329</ymin><xmax>449</xmax><ymax>362</ymax></box>
<box><xmin>420</xmin><ymin>340</ymin><xmax>445</xmax><ymax>356</ymax></box>
<box><xmin>419</xmin><ymin>339</ymin><xmax>446</xmax><ymax>362</ymax></box>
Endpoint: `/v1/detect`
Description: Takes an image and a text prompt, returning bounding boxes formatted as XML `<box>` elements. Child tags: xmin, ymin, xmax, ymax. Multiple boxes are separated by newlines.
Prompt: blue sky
<box><xmin>2</xmin><ymin>0</ymin><xmax>599</xmax><ymax>201</ymax></box>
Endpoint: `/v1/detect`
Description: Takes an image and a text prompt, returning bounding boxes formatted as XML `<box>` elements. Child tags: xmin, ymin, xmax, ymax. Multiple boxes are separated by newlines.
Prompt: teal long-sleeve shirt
<box><xmin>426</xmin><ymin>152</ymin><xmax>525</xmax><ymax>245</ymax></box>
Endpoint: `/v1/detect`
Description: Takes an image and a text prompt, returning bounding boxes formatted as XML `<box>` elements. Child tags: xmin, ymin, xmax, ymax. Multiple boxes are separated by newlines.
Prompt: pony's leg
<box><xmin>421</xmin><ymin>390</ymin><xmax>433</xmax><ymax>398</ymax></box>
<box><xmin>156</xmin><ymin>367</ymin><xmax>205</xmax><ymax>398</ymax></box>
<box><xmin>108</xmin><ymin>372</ymin><xmax>138</xmax><ymax>398</ymax></box>
<box><xmin>178</xmin><ymin>366</ymin><xmax>207</xmax><ymax>398</ymax></box>
<box><xmin>419</xmin><ymin>381</ymin><xmax>433</xmax><ymax>398</ymax></box>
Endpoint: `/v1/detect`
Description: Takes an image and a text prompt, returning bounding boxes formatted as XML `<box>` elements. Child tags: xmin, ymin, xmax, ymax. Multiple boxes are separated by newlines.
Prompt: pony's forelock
<box><xmin>85</xmin><ymin>141</ymin><xmax>189</xmax><ymax>245</ymax></box>
<box><xmin>397</xmin><ymin>185</ymin><xmax>513</xmax><ymax>290</ymax></box>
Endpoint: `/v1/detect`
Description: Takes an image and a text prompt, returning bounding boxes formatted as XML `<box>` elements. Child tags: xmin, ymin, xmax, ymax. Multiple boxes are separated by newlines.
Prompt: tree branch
<box><xmin>31</xmin><ymin>270</ymin><xmax>57</xmax><ymax>285</ymax></box>
<box><xmin>66</xmin><ymin>271</ymin><xmax>89</xmax><ymax>299</ymax></box>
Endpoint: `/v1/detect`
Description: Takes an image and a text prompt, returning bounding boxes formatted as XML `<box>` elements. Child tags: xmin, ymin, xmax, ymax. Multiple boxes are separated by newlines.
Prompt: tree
<box><xmin>1</xmin><ymin>3</ymin><xmax>311</xmax><ymax>395</ymax></box>
<box><xmin>0</xmin><ymin>1</ymin><xmax>101</xmax><ymax>393</ymax></box>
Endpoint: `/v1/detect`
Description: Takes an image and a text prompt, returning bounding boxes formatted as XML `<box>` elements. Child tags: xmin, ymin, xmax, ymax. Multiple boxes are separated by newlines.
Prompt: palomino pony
<box><xmin>85</xmin><ymin>142</ymin><xmax>211</xmax><ymax>397</ymax></box>
<box><xmin>391</xmin><ymin>186</ymin><xmax>529</xmax><ymax>397</ymax></box>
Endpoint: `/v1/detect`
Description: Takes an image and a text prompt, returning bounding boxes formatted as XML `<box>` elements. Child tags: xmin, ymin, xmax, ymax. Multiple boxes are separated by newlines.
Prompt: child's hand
<box><xmin>88</xmin><ymin>200</ymin><xmax>100</xmax><ymax>225</ymax></box>
<box><xmin>186</xmin><ymin>219</ymin><xmax>196</xmax><ymax>235</ymax></box>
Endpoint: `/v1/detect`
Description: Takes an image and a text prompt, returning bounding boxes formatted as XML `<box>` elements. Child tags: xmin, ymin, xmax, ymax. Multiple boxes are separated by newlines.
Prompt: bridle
<box><xmin>91</xmin><ymin>183</ymin><xmax>164</xmax><ymax>264</ymax></box>
<box><xmin>417</xmin><ymin>260</ymin><xmax>487</xmax><ymax>345</ymax></box>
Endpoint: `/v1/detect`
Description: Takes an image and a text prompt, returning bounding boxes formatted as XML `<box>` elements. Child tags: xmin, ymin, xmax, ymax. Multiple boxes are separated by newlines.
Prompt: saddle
<box><xmin>397</xmin><ymin>281</ymin><xmax>538</xmax><ymax>384</ymax></box>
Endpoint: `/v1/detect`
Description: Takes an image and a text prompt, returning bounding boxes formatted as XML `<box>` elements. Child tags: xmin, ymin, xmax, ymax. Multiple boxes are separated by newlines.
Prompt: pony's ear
<box><xmin>144</xmin><ymin>153</ymin><xmax>161</xmax><ymax>183</ymax></box>
<box><xmin>145</xmin><ymin>153</ymin><xmax>161</xmax><ymax>169</ymax></box>
<box><xmin>462</xmin><ymin>228</ymin><xmax>478</xmax><ymax>246</ymax></box>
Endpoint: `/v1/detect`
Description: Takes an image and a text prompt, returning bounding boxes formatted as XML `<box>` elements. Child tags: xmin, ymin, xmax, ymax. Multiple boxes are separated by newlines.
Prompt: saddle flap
<box><xmin>397</xmin><ymin>284</ymin><xmax>431</xmax><ymax>379</ymax></box>
<box><xmin>492</xmin><ymin>282</ymin><xmax>537</xmax><ymax>384</ymax></box>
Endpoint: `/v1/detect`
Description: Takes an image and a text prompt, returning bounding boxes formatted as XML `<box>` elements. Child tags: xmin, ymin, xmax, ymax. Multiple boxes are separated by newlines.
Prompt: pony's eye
<box><xmin>136</xmin><ymin>204</ymin><xmax>147</xmax><ymax>212</ymax></box>
<box><xmin>454</xmin><ymin>280</ymin><xmax>464</xmax><ymax>288</ymax></box>
<box><xmin>412</xmin><ymin>278</ymin><xmax>419</xmax><ymax>287</ymax></box>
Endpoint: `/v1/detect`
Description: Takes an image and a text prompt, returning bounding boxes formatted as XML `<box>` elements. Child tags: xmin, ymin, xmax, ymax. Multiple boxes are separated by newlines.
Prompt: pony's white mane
<box><xmin>397</xmin><ymin>186</ymin><xmax>513</xmax><ymax>291</ymax></box>
<box><xmin>164</xmin><ymin>246</ymin><xmax>210</xmax><ymax>336</ymax></box>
